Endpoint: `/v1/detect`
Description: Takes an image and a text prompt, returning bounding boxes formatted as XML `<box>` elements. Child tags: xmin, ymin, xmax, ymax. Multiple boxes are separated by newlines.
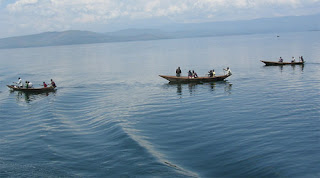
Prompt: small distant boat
<box><xmin>7</xmin><ymin>85</ymin><xmax>56</xmax><ymax>92</ymax></box>
<box><xmin>261</xmin><ymin>60</ymin><xmax>305</xmax><ymax>66</ymax></box>
<box><xmin>159</xmin><ymin>75</ymin><xmax>230</xmax><ymax>83</ymax></box>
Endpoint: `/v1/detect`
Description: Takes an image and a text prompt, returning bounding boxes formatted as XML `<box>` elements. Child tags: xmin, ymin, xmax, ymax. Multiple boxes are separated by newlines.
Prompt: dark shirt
<box><xmin>51</xmin><ymin>82</ymin><xmax>56</xmax><ymax>87</ymax></box>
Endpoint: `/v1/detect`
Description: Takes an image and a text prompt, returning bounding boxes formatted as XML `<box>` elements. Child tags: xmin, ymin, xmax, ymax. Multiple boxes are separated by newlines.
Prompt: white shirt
<box><xmin>17</xmin><ymin>78</ymin><xmax>22</xmax><ymax>87</ymax></box>
<box><xmin>224</xmin><ymin>68</ymin><xmax>232</xmax><ymax>76</ymax></box>
<box><xmin>28</xmin><ymin>82</ymin><xmax>33</xmax><ymax>88</ymax></box>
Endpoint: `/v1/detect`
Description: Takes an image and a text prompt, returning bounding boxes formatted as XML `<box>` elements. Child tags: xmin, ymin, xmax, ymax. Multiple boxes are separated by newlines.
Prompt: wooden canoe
<box><xmin>261</xmin><ymin>60</ymin><xmax>305</xmax><ymax>66</ymax></box>
<box><xmin>7</xmin><ymin>85</ymin><xmax>56</xmax><ymax>92</ymax></box>
<box><xmin>159</xmin><ymin>74</ymin><xmax>230</xmax><ymax>83</ymax></box>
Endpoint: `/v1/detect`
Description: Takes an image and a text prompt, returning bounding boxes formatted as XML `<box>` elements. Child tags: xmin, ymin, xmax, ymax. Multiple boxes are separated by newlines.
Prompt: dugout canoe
<box><xmin>159</xmin><ymin>74</ymin><xmax>230</xmax><ymax>83</ymax></box>
<box><xmin>7</xmin><ymin>85</ymin><xmax>56</xmax><ymax>92</ymax></box>
<box><xmin>261</xmin><ymin>60</ymin><xmax>305</xmax><ymax>66</ymax></box>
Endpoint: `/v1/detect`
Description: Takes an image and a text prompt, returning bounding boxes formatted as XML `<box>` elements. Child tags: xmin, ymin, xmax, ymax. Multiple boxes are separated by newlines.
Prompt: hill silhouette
<box><xmin>0</xmin><ymin>14</ymin><xmax>319</xmax><ymax>49</ymax></box>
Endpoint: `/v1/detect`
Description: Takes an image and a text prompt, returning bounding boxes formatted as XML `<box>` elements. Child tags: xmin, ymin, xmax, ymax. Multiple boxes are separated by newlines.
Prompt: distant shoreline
<box><xmin>0</xmin><ymin>30</ymin><xmax>319</xmax><ymax>50</ymax></box>
<box><xmin>0</xmin><ymin>14</ymin><xmax>319</xmax><ymax>49</ymax></box>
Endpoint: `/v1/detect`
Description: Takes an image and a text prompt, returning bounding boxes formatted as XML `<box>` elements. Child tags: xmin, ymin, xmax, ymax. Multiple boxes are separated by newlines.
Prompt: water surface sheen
<box><xmin>0</xmin><ymin>31</ymin><xmax>320</xmax><ymax>177</ymax></box>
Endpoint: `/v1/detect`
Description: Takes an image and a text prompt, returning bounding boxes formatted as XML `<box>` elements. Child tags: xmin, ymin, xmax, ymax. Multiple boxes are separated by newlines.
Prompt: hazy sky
<box><xmin>0</xmin><ymin>0</ymin><xmax>319</xmax><ymax>38</ymax></box>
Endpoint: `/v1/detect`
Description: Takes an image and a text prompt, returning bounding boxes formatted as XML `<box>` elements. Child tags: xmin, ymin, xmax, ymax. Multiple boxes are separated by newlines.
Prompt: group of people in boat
<box><xmin>176</xmin><ymin>67</ymin><xmax>200</xmax><ymax>78</ymax></box>
<box><xmin>176</xmin><ymin>67</ymin><xmax>199</xmax><ymax>78</ymax></box>
<box><xmin>24</xmin><ymin>81</ymin><xmax>33</xmax><ymax>88</ymax></box>
<box><xmin>188</xmin><ymin>70</ymin><xmax>198</xmax><ymax>78</ymax></box>
<box><xmin>278</xmin><ymin>56</ymin><xmax>304</xmax><ymax>63</ymax></box>
<box><xmin>14</xmin><ymin>77</ymin><xmax>56</xmax><ymax>88</ymax></box>
<box><xmin>175</xmin><ymin>67</ymin><xmax>232</xmax><ymax>78</ymax></box>
<box><xmin>208</xmin><ymin>70</ymin><xmax>216</xmax><ymax>77</ymax></box>
<box><xmin>16</xmin><ymin>77</ymin><xmax>33</xmax><ymax>88</ymax></box>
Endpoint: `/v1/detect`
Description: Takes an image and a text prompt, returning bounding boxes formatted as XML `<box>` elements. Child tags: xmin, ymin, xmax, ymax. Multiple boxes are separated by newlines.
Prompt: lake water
<box><xmin>0</xmin><ymin>31</ymin><xmax>319</xmax><ymax>177</ymax></box>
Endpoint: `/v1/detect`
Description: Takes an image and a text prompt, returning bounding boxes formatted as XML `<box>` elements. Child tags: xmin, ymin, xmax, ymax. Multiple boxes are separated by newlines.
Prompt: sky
<box><xmin>0</xmin><ymin>0</ymin><xmax>319</xmax><ymax>38</ymax></box>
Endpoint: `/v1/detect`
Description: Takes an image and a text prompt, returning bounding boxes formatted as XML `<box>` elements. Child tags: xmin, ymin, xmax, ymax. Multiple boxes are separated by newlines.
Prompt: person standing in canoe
<box><xmin>299</xmin><ymin>56</ymin><xmax>304</xmax><ymax>62</ymax></box>
<box><xmin>176</xmin><ymin>67</ymin><xmax>181</xmax><ymax>77</ymax></box>
<box><xmin>50</xmin><ymin>79</ymin><xmax>56</xmax><ymax>87</ymax></box>
<box><xmin>224</xmin><ymin>67</ymin><xmax>232</xmax><ymax>76</ymax></box>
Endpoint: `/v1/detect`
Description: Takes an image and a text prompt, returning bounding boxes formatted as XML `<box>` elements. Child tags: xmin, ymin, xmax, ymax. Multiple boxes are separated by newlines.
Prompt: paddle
<box><xmin>12</xmin><ymin>82</ymin><xmax>20</xmax><ymax>87</ymax></box>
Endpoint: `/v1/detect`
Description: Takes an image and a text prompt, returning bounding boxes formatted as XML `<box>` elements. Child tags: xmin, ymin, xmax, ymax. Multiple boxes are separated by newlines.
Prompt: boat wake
<box><xmin>120</xmin><ymin>126</ymin><xmax>199</xmax><ymax>177</ymax></box>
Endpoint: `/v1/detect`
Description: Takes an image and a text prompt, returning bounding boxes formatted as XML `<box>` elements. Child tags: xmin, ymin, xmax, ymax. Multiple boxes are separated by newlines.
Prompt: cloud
<box><xmin>1</xmin><ymin>0</ymin><xmax>320</xmax><ymax>37</ymax></box>
<box><xmin>7</xmin><ymin>0</ymin><xmax>38</xmax><ymax>11</ymax></box>
<box><xmin>6</xmin><ymin>0</ymin><xmax>320</xmax><ymax>20</ymax></box>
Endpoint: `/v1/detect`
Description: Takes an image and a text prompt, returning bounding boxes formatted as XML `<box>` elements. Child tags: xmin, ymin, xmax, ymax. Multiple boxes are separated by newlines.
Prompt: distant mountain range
<box><xmin>0</xmin><ymin>14</ymin><xmax>319</xmax><ymax>49</ymax></box>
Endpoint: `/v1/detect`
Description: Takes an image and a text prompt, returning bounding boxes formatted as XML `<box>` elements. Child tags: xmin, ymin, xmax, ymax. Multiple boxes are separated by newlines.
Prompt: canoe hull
<box><xmin>7</xmin><ymin>85</ymin><xmax>56</xmax><ymax>92</ymax></box>
<box><xmin>159</xmin><ymin>75</ymin><xmax>230</xmax><ymax>83</ymax></box>
<box><xmin>261</xmin><ymin>60</ymin><xmax>305</xmax><ymax>66</ymax></box>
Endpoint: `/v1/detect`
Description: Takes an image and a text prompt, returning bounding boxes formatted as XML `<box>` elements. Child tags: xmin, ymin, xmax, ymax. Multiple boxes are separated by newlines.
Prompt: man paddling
<box><xmin>16</xmin><ymin>77</ymin><xmax>23</xmax><ymax>88</ymax></box>
<box><xmin>224</xmin><ymin>67</ymin><xmax>232</xmax><ymax>76</ymax></box>
<box><xmin>50</xmin><ymin>79</ymin><xmax>56</xmax><ymax>88</ymax></box>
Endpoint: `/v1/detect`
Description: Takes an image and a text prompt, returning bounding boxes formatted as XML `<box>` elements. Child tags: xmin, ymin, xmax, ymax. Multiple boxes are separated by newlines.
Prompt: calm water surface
<box><xmin>0</xmin><ymin>31</ymin><xmax>320</xmax><ymax>177</ymax></box>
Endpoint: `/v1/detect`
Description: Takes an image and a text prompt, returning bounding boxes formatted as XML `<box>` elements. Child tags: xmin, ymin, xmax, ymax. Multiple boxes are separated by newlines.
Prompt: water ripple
<box><xmin>1</xmin><ymin>31</ymin><xmax>320</xmax><ymax>177</ymax></box>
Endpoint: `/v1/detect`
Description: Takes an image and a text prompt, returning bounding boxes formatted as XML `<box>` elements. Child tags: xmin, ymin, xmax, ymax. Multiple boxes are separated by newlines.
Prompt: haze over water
<box><xmin>0</xmin><ymin>31</ymin><xmax>319</xmax><ymax>177</ymax></box>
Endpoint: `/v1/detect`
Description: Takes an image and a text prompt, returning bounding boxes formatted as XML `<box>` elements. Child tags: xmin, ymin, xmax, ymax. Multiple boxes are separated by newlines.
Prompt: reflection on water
<box><xmin>176</xmin><ymin>83</ymin><xmax>182</xmax><ymax>95</ymax></box>
<box><xmin>166</xmin><ymin>81</ymin><xmax>232</xmax><ymax>96</ymax></box>
<box><xmin>291</xmin><ymin>64</ymin><xmax>304</xmax><ymax>72</ymax></box>
<box><xmin>1</xmin><ymin>31</ymin><xmax>319</xmax><ymax>177</ymax></box>
<box><xmin>209</xmin><ymin>81</ymin><xmax>233</xmax><ymax>94</ymax></box>
<box><xmin>263</xmin><ymin>64</ymin><xmax>304</xmax><ymax>73</ymax></box>
<box><xmin>10</xmin><ymin>90</ymin><xmax>56</xmax><ymax>103</ymax></box>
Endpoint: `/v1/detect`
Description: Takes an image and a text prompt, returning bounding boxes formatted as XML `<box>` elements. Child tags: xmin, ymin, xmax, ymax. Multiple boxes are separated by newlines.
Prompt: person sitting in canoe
<box><xmin>192</xmin><ymin>70</ymin><xmax>198</xmax><ymax>78</ymax></box>
<box><xmin>51</xmin><ymin>79</ymin><xmax>56</xmax><ymax>87</ymax></box>
<box><xmin>224</xmin><ymin>67</ymin><xmax>232</xmax><ymax>76</ymax></box>
<box><xmin>188</xmin><ymin>70</ymin><xmax>192</xmax><ymax>78</ymax></box>
<box><xmin>291</xmin><ymin>57</ymin><xmax>295</xmax><ymax>63</ymax></box>
<box><xmin>15</xmin><ymin>77</ymin><xmax>23</xmax><ymax>88</ymax></box>
<box><xmin>176</xmin><ymin>67</ymin><xmax>181</xmax><ymax>77</ymax></box>
<box><xmin>208</xmin><ymin>70</ymin><xmax>216</xmax><ymax>77</ymax></box>
<box><xmin>28</xmin><ymin>81</ymin><xmax>33</xmax><ymax>88</ymax></box>
<box><xmin>25</xmin><ymin>81</ymin><xmax>29</xmax><ymax>88</ymax></box>
<box><xmin>208</xmin><ymin>70</ymin><xmax>213</xmax><ymax>77</ymax></box>
<box><xmin>278</xmin><ymin>57</ymin><xmax>283</xmax><ymax>62</ymax></box>
<box><xmin>42</xmin><ymin>82</ymin><xmax>47</xmax><ymax>88</ymax></box>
